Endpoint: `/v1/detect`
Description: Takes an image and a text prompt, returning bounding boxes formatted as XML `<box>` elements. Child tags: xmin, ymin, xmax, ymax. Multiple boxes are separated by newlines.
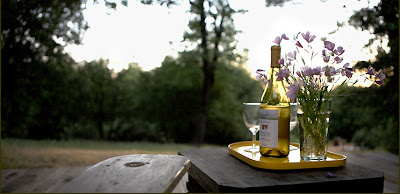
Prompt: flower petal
<box><xmin>334</xmin><ymin>56</ymin><xmax>343</xmax><ymax>63</ymax></box>
<box><xmin>273</xmin><ymin>36</ymin><xmax>282</xmax><ymax>45</ymax></box>
<box><xmin>324</xmin><ymin>41</ymin><xmax>335</xmax><ymax>51</ymax></box>
<box><xmin>281</xmin><ymin>33</ymin><xmax>289</xmax><ymax>40</ymax></box>
<box><xmin>295</xmin><ymin>41</ymin><xmax>303</xmax><ymax>48</ymax></box>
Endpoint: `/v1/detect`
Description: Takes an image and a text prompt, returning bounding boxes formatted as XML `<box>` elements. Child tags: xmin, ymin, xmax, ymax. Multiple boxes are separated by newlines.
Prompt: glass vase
<box><xmin>297</xmin><ymin>98</ymin><xmax>331</xmax><ymax>160</ymax></box>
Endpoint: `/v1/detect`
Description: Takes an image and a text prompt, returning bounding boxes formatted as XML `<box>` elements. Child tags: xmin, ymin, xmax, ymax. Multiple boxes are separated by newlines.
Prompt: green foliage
<box><xmin>207</xmin><ymin>61</ymin><xmax>263</xmax><ymax>144</ymax></box>
<box><xmin>330</xmin><ymin>86</ymin><xmax>399</xmax><ymax>154</ymax></box>
<box><xmin>346</xmin><ymin>0</ymin><xmax>398</xmax><ymax>154</ymax></box>
<box><xmin>1</xmin><ymin>0</ymin><xmax>86</xmax><ymax>139</ymax></box>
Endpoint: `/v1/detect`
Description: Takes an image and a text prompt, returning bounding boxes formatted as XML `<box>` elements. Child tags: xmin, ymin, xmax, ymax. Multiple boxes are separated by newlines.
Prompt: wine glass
<box><xmin>243</xmin><ymin>103</ymin><xmax>261</xmax><ymax>153</ymax></box>
<box><xmin>289</xmin><ymin>102</ymin><xmax>298</xmax><ymax>150</ymax></box>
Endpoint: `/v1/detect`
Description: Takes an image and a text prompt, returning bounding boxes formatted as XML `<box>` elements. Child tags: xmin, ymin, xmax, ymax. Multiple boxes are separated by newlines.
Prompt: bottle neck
<box><xmin>271</xmin><ymin>45</ymin><xmax>281</xmax><ymax>68</ymax></box>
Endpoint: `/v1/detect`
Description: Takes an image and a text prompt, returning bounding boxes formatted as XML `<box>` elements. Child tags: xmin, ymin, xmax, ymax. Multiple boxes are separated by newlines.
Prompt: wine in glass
<box><xmin>243</xmin><ymin>103</ymin><xmax>261</xmax><ymax>153</ymax></box>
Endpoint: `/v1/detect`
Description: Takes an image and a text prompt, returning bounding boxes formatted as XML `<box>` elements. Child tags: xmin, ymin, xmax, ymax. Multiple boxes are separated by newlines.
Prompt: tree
<box><xmin>1</xmin><ymin>0</ymin><xmax>127</xmax><ymax>139</ymax></box>
<box><xmin>1</xmin><ymin>0</ymin><xmax>86</xmax><ymax>139</ymax></box>
<box><xmin>79</xmin><ymin>59</ymin><xmax>117</xmax><ymax>139</ymax></box>
<box><xmin>183</xmin><ymin>0</ymin><xmax>245</xmax><ymax>144</ymax></box>
<box><xmin>347</xmin><ymin>0</ymin><xmax>399</xmax><ymax>153</ymax></box>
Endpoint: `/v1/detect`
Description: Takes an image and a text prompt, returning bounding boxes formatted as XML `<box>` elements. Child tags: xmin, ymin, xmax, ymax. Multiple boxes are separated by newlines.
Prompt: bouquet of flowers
<box><xmin>256</xmin><ymin>31</ymin><xmax>386</xmax><ymax>103</ymax></box>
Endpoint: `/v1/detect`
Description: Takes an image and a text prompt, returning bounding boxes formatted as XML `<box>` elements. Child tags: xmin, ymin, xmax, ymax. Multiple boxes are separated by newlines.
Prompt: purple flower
<box><xmin>256</xmin><ymin>69</ymin><xmax>267</xmax><ymax>80</ymax></box>
<box><xmin>345</xmin><ymin>70</ymin><xmax>353</xmax><ymax>78</ymax></box>
<box><xmin>295</xmin><ymin>41</ymin><xmax>303</xmax><ymax>48</ymax></box>
<box><xmin>323</xmin><ymin>55</ymin><xmax>330</xmax><ymax>63</ymax></box>
<box><xmin>273</xmin><ymin>36</ymin><xmax>282</xmax><ymax>45</ymax></box>
<box><xmin>336</xmin><ymin>46</ymin><xmax>345</xmax><ymax>55</ymax></box>
<box><xmin>367</xmin><ymin>65</ymin><xmax>376</xmax><ymax>75</ymax></box>
<box><xmin>323</xmin><ymin>66</ymin><xmax>335</xmax><ymax>76</ymax></box>
<box><xmin>376</xmin><ymin>71</ymin><xmax>386</xmax><ymax>80</ymax></box>
<box><xmin>326</xmin><ymin>172</ymin><xmax>336</xmax><ymax>178</ymax></box>
<box><xmin>288</xmin><ymin>51</ymin><xmax>297</xmax><ymax>60</ymax></box>
<box><xmin>374</xmin><ymin>71</ymin><xmax>386</xmax><ymax>85</ymax></box>
<box><xmin>278</xmin><ymin>58</ymin><xmax>285</xmax><ymax>65</ymax></box>
<box><xmin>375</xmin><ymin>80</ymin><xmax>383</xmax><ymax>85</ymax></box>
<box><xmin>324</xmin><ymin>41</ymin><xmax>335</xmax><ymax>51</ymax></box>
<box><xmin>344</xmin><ymin>63</ymin><xmax>354</xmax><ymax>71</ymax></box>
<box><xmin>374</xmin><ymin>71</ymin><xmax>387</xmax><ymax>85</ymax></box>
<box><xmin>334</xmin><ymin>56</ymin><xmax>343</xmax><ymax>64</ymax></box>
<box><xmin>281</xmin><ymin>34</ymin><xmax>289</xmax><ymax>40</ymax></box>
<box><xmin>313</xmin><ymin>66</ymin><xmax>322</xmax><ymax>75</ymax></box>
<box><xmin>276</xmin><ymin>68</ymin><xmax>290</xmax><ymax>81</ymax></box>
<box><xmin>296</xmin><ymin>71</ymin><xmax>302</xmax><ymax>78</ymax></box>
<box><xmin>303</xmin><ymin>66</ymin><xmax>314</xmax><ymax>77</ymax></box>
<box><xmin>322</xmin><ymin>50</ymin><xmax>326</xmax><ymax>56</ymax></box>
<box><xmin>301</xmin><ymin>31</ymin><xmax>316</xmax><ymax>43</ymax></box>
<box><xmin>286</xmin><ymin>83</ymin><xmax>299</xmax><ymax>102</ymax></box>
<box><xmin>340</xmin><ymin>63</ymin><xmax>354</xmax><ymax>78</ymax></box>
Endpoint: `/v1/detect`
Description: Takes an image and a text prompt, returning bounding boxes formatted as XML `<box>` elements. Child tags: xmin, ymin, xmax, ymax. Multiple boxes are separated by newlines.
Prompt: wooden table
<box><xmin>62</xmin><ymin>154</ymin><xmax>190</xmax><ymax>193</ymax></box>
<box><xmin>179</xmin><ymin>148</ymin><xmax>385</xmax><ymax>193</ymax></box>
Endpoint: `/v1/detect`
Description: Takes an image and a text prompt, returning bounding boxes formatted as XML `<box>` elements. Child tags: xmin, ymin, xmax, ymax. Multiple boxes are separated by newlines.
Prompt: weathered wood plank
<box><xmin>1</xmin><ymin>166</ymin><xmax>88</xmax><ymax>193</ymax></box>
<box><xmin>344</xmin><ymin>151</ymin><xmax>399</xmax><ymax>193</ymax></box>
<box><xmin>179</xmin><ymin>148</ymin><xmax>385</xmax><ymax>193</ymax></box>
<box><xmin>62</xmin><ymin>154</ymin><xmax>190</xmax><ymax>193</ymax></box>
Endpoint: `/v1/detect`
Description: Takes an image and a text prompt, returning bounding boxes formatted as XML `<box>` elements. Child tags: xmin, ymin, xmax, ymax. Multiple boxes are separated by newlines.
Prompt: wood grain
<box><xmin>62</xmin><ymin>154</ymin><xmax>190</xmax><ymax>193</ymax></box>
<box><xmin>179</xmin><ymin>148</ymin><xmax>385</xmax><ymax>193</ymax></box>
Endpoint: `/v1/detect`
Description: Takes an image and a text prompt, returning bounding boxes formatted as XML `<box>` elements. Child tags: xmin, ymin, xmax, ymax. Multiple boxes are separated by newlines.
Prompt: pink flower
<box><xmin>324</xmin><ymin>41</ymin><xmax>335</xmax><ymax>51</ymax></box>
<box><xmin>301</xmin><ymin>31</ymin><xmax>316</xmax><ymax>43</ymax></box>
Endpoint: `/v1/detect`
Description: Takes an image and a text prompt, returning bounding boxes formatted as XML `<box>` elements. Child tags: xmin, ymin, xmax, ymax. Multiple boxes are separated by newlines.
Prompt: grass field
<box><xmin>1</xmin><ymin>138</ymin><xmax>224</xmax><ymax>169</ymax></box>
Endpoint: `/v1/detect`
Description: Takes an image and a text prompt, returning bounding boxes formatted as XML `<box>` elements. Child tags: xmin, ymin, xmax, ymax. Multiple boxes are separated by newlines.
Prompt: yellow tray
<box><xmin>228</xmin><ymin>141</ymin><xmax>346</xmax><ymax>170</ymax></box>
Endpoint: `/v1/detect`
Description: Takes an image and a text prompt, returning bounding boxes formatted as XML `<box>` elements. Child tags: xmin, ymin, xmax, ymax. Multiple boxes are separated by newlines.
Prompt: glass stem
<box><xmin>252</xmin><ymin>132</ymin><xmax>256</xmax><ymax>148</ymax></box>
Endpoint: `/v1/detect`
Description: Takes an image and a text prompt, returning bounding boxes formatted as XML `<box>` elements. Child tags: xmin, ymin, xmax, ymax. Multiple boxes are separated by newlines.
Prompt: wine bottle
<box><xmin>259</xmin><ymin>45</ymin><xmax>290</xmax><ymax>157</ymax></box>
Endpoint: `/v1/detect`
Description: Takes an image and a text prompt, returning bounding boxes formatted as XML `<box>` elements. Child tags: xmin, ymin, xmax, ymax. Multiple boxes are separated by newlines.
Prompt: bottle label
<box><xmin>259</xmin><ymin>109</ymin><xmax>279</xmax><ymax>148</ymax></box>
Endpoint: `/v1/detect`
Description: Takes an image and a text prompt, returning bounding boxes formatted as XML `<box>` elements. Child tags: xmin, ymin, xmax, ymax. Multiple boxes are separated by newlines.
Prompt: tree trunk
<box><xmin>193</xmin><ymin>0</ymin><xmax>212</xmax><ymax>145</ymax></box>
<box><xmin>192</xmin><ymin>0</ymin><xmax>226</xmax><ymax>145</ymax></box>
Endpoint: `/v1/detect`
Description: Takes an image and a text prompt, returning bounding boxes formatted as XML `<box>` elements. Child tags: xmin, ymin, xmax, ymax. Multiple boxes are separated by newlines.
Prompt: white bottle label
<box><xmin>259</xmin><ymin>109</ymin><xmax>279</xmax><ymax>148</ymax></box>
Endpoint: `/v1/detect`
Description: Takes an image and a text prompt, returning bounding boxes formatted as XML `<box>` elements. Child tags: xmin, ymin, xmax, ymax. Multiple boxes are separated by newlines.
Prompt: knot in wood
<box><xmin>124</xmin><ymin>162</ymin><xmax>148</xmax><ymax>167</ymax></box>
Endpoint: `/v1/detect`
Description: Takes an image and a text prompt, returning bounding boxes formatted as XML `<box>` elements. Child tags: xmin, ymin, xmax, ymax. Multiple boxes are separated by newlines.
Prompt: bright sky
<box><xmin>65</xmin><ymin>0</ymin><xmax>386</xmax><ymax>86</ymax></box>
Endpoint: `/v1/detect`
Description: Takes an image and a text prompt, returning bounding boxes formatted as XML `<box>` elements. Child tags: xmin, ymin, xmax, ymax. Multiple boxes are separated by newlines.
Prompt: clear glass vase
<box><xmin>297</xmin><ymin>98</ymin><xmax>331</xmax><ymax>160</ymax></box>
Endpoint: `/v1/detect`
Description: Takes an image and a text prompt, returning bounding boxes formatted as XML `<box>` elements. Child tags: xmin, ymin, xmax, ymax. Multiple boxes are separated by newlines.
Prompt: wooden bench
<box><xmin>62</xmin><ymin>154</ymin><xmax>190</xmax><ymax>193</ymax></box>
<box><xmin>179</xmin><ymin>148</ymin><xmax>385</xmax><ymax>193</ymax></box>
